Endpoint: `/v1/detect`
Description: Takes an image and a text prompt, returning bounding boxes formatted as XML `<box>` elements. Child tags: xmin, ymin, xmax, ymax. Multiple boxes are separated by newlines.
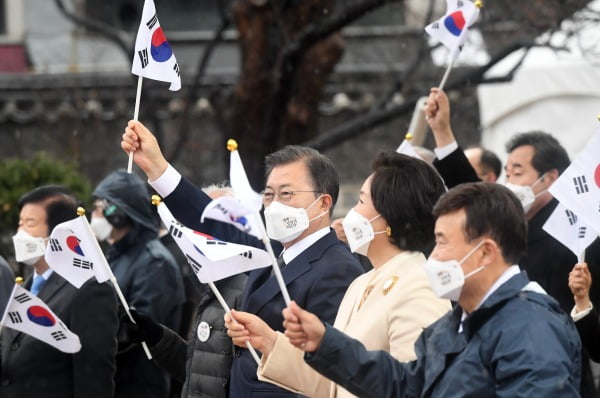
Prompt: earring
<box><xmin>385</xmin><ymin>226</ymin><xmax>392</xmax><ymax>236</ymax></box>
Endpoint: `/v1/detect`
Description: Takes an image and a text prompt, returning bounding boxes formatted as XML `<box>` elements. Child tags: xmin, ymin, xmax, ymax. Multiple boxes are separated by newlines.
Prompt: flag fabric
<box><xmin>201</xmin><ymin>196</ymin><xmax>262</xmax><ymax>239</ymax></box>
<box><xmin>157</xmin><ymin>202</ymin><xmax>271</xmax><ymax>283</ymax></box>
<box><xmin>45</xmin><ymin>216</ymin><xmax>112</xmax><ymax>288</ymax></box>
<box><xmin>543</xmin><ymin>203</ymin><xmax>598</xmax><ymax>258</ymax></box>
<box><xmin>396</xmin><ymin>139</ymin><xmax>422</xmax><ymax>159</ymax></box>
<box><xmin>425</xmin><ymin>0</ymin><xmax>479</xmax><ymax>59</ymax></box>
<box><xmin>1</xmin><ymin>285</ymin><xmax>81</xmax><ymax>353</ymax></box>
<box><xmin>549</xmin><ymin>129</ymin><xmax>600</xmax><ymax>235</ymax></box>
<box><xmin>230</xmin><ymin>149</ymin><xmax>263</xmax><ymax>213</ymax></box>
<box><xmin>131</xmin><ymin>0</ymin><xmax>181</xmax><ymax>91</ymax></box>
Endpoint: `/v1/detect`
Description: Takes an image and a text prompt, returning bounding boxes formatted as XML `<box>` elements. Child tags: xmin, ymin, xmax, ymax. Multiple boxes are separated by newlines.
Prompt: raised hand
<box><xmin>121</xmin><ymin>120</ymin><xmax>169</xmax><ymax>180</ymax></box>
<box><xmin>224</xmin><ymin>309</ymin><xmax>277</xmax><ymax>355</ymax></box>
<box><xmin>569</xmin><ymin>262</ymin><xmax>592</xmax><ymax>313</ymax></box>
<box><xmin>282</xmin><ymin>301</ymin><xmax>325</xmax><ymax>352</ymax></box>
<box><xmin>423</xmin><ymin>87</ymin><xmax>455</xmax><ymax>148</ymax></box>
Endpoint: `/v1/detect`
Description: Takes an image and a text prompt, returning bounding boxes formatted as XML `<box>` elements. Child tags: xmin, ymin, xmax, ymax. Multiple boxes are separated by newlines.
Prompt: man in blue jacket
<box><xmin>282</xmin><ymin>182</ymin><xmax>581</xmax><ymax>397</ymax></box>
<box><xmin>121</xmin><ymin>120</ymin><xmax>364</xmax><ymax>397</ymax></box>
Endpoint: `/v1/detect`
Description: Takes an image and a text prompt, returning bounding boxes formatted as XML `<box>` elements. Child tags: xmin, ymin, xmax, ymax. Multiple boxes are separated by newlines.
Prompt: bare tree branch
<box><xmin>54</xmin><ymin>0</ymin><xmax>132</xmax><ymax>59</ymax></box>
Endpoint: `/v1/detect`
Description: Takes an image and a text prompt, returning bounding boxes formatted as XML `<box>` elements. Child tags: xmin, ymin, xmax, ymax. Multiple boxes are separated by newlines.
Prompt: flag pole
<box><xmin>437</xmin><ymin>0</ymin><xmax>482</xmax><ymax>91</ymax></box>
<box><xmin>0</xmin><ymin>279</ymin><xmax>21</xmax><ymax>339</ymax></box>
<box><xmin>226</xmin><ymin>140</ymin><xmax>292</xmax><ymax>307</ymax></box>
<box><xmin>76</xmin><ymin>207</ymin><xmax>153</xmax><ymax>360</ymax></box>
<box><xmin>128</xmin><ymin>75</ymin><xmax>144</xmax><ymax>174</ymax></box>
<box><xmin>207</xmin><ymin>281</ymin><xmax>261</xmax><ymax>365</ymax></box>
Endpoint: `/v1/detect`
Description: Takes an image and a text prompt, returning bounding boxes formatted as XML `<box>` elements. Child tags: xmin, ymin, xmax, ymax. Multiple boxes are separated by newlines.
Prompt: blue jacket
<box><xmin>164</xmin><ymin>176</ymin><xmax>365</xmax><ymax>398</ymax></box>
<box><xmin>306</xmin><ymin>272</ymin><xmax>582</xmax><ymax>398</ymax></box>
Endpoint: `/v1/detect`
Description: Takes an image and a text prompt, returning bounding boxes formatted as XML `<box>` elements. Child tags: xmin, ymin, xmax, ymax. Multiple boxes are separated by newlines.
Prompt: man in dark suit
<box><xmin>121</xmin><ymin>120</ymin><xmax>364</xmax><ymax>398</ymax></box>
<box><xmin>423</xmin><ymin>87</ymin><xmax>600</xmax><ymax>397</ymax></box>
<box><xmin>0</xmin><ymin>186</ymin><xmax>119</xmax><ymax>398</ymax></box>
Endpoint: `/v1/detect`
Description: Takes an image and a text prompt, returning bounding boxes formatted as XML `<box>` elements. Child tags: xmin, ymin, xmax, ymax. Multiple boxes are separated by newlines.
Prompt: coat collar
<box><xmin>422</xmin><ymin>272</ymin><xmax>531</xmax><ymax>394</ymax></box>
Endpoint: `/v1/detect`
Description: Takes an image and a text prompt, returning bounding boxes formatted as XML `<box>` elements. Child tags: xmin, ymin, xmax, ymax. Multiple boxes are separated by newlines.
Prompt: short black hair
<box><xmin>480</xmin><ymin>149</ymin><xmax>502</xmax><ymax>178</ymax></box>
<box><xmin>370</xmin><ymin>152</ymin><xmax>446</xmax><ymax>253</ymax></box>
<box><xmin>18</xmin><ymin>185</ymin><xmax>79</xmax><ymax>236</ymax></box>
<box><xmin>505</xmin><ymin>131</ymin><xmax>570</xmax><ymax>176</ymax></box>
<box><xmin>265</xmin><ymin>145</ymin><xmax>339</xmax><ymax>212</ymax></box>
<box><xmin>433</xmin><ymin>182</ymin><xmax>527</xmax><ymax>264</ymax></box>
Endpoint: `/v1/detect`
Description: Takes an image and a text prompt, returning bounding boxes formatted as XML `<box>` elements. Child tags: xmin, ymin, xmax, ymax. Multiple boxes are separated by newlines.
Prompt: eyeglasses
<box><xmin>261</xmin><ymin>190</ymin><xmax>320</xmax><ymax>203</ymax></box>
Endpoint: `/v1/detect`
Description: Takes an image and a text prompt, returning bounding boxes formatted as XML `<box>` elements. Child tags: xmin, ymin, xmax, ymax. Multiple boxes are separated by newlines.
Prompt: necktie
<box><xmin>30</xmin><ymin>275</ymin><xmax>46</xmax><ymax>296</ymax></box>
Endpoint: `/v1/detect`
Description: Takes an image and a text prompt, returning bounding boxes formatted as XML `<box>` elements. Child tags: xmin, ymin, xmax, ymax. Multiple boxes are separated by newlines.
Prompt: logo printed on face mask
<box><xmin>264</xmin><ymin>195</ymin><xmax>325</xmax><ymax>243</ymax></box>
<box><xmin>12</xmin><ymin>230</ymin><xmax>46</xmax><ymax>266</ymax></box>
<box><xmin>352</xmin><ymin>227</ymin><xmax>363</xmax><ymax>241</ymax></box>
<box><xmin>424</xmin><ymin>240</ymin><xmax>486</xmax><ymax>301</ymax></box>
<box><xmin>282</xmin><ymin>216</ymin><xmax>298</xmax><ymax>230</ymax></box>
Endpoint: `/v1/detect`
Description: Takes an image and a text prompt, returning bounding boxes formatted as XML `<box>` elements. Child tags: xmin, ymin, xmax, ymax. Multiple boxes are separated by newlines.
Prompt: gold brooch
<box><xmin>383</xmin><ymin>276</ymin><xmax>399</xmax><ymax>296</ymax></box>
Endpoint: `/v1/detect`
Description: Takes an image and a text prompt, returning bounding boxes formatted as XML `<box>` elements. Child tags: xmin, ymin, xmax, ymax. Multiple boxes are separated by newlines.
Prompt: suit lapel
<box><xmin>36</xmin><ymin>272</ymin><xmax>68</xmax><ymax>304</ymax></box>
<box><xmin>243</xmin><ymin>231</ymin><xmax>338</xmax><ymax>315</ymax></box>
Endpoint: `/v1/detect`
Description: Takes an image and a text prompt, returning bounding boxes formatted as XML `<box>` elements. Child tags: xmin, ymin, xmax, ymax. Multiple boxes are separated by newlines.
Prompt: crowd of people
<box><xmin>0</xmin><ymin>86</ymin><xmax>599</xmax><ymax>398</ymax></box>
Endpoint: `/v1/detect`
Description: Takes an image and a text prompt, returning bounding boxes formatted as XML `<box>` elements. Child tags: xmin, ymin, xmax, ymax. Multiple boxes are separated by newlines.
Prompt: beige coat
<box><xmin>258</xmin><ymin>251</ymin><xmax>451</xmax><ymax>397</ymax></box>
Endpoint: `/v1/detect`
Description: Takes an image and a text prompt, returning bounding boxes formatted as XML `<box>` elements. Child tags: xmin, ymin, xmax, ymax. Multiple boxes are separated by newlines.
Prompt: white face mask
<box><xmin>91</xmin><ymin>216</ymin><xmax>113</xmax><ymax>242</ymax></box>
<box><xmin>264</xmin><ymin>195</ymin><xmax>325</xmax><ymax>243</ymax></box>
<box><xmin>12</xmin><ymin>229</ymin><xmax>46</xmax><ymax>266</ymax></box>
<box><xmin>504</xmin><ymin>173</ymin><xmax>546</xmax><ymax>213</ymax></box>
<box><xmin>424</xmin><ymin>240</ymin><xmax>485</xmax><ymax>301</ymax></box>
<box><xmin>341</xmin><ymin>208</ymin><xmax>385</xmax><ymax>256</ymax></box>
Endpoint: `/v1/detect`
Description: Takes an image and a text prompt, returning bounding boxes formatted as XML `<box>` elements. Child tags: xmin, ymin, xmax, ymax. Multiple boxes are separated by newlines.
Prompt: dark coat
<box><xmin>306</xmin><ymin>272</ymin><xmax>582</xmax><ymax>398</ymax></box>
<box><xmin>150</xmin><ymin>273</ymin><xmax>248</xmax><ymax>398</ymax></box>
<box><xmin>0</xmin><ymin>273</ymin><xmax>119</xmax><ymax>398</ymax></box>
<box><xmin>163</xmin><ymin>176</ymin><xmax>365</xmax><ymax>398</ymax></box>
<box><xmin>0</xmin><ymin>256</ymin><xmax>14</xmax><ymax>314</ymax></box>
<box><xmin>575</xmin><ymin>308</ymin><xmax>600</xmax><ymax>363</ymax></box>
<box><xmin>94</xmin><ymin>170</ymin><xmax>185</xmax><ymax>398</ymax></box>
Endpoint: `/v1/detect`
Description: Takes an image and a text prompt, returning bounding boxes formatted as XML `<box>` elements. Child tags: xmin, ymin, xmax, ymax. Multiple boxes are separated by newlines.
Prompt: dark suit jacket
<box><xmin>0</xmin><ymin>272</ymin><xmax>119</xmax><ymax>398</ymax></box>
<box><xmin>0</xmin><ymin>256</ymin><xmax>14</xmax><ymax>314</ymax></box>
<box><xmin>576</xmin><ymin>308</ymin><xmax>600</xmax><ymax>363</ymax></box>
<box><xmin>433</xmin><ymin>147</ymin><xmax>600</xmax><ymax>398</ymax></box>
<box><xmin>163</xmin><ymin>176</ymin><xmax>365</xmax><ymax>398</ymax></box>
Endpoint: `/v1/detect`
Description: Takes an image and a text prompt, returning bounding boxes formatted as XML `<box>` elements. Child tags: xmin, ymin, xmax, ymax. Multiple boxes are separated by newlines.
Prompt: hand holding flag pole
<box><xmin>75</xmin><ymin>207</ymin><xmax>154</xmax><ymax>360</ymax></box>
<box><xmin>227</xmin><ymin>140</ymin><xmax>292</xmax><ymax>307</ymax></box>
<box><xmin>152</xmin><ymin>195</ymin><xmax>263</xmax><ymax>365</ymax></box>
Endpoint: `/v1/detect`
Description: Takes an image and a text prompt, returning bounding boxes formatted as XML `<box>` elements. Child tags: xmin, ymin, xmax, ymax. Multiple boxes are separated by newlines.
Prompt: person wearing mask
<box><xmin>424</xmin><ymin>87</ymin><xmax>600</xmax><ymax>397</ymax></box>
<box><xmin>121</xmin><ymin>120</ymin><xmax>364</xmax><ymax>397</ymax></box>
<box><xmin>1</xmin><ymin>185</ymin><xmax>118</xmax><ymax>398</ymax></box>
<box><xmin>91</xmin><ymin>170</ymin><xmax>185</xmax><ymax>398</ymax></box>
<box><xmin>225</xmin><ymin>152</ymin><xmax>451</xmax><ymax>397</ymax></box>
<box><xmin>280</xmin><ymin>183</ymin><xmax>582</xmax><ymax>397</ymax></box>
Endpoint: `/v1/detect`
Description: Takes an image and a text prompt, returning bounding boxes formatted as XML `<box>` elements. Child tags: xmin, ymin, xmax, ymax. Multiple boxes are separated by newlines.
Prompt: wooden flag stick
<box><xmin>128</xmin><ymin>75</ymin><xmax>144</xmax><ymax>174</ymax></box>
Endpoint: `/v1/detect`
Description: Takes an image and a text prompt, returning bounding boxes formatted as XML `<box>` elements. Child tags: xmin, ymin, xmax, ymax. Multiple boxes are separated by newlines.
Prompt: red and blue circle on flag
<box><xmin>444</xmin><ymin>11</ymin><xmax>467</xmax><ymax>36</ymax></box>
<box><xmin>27</xmin><ymin>305</ymin><xmax>56</xmax><ymax>327</ymax></box>
<box><xmin>66</xmin><ymin>235</ymin><xmax>84</xmax><ymax>256</ymax></box>
<box><xmin>151</xmin><ymin>27</ymin><xmax>173</xmax><ymax>62</ymax></box>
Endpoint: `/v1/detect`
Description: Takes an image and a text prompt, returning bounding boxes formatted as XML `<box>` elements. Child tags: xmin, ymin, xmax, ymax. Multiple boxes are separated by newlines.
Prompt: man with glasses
<box><xmin>120</xmin><ymin>120</ymin><xmax>364</xmax><ymax>398</ymax></box>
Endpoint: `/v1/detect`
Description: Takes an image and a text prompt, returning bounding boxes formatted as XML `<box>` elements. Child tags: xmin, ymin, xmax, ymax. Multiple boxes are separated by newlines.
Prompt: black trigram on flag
<box><xmin>8</xmin><ymin>312</ymin><xmax>22</xmax><ymax>324</ymax></box>
<box><xmin>73</xmin><ymin>258</ymin><xmax>93</xmax><ymax>270</ymax></box>
<box><xmin>431</xmin><ymin>22</ymin><xmax>439</xmax><ymax>29</ymax></box>
<box><xmin>239</xmin><ymin>251</ymin><xmax>253</xmax><ymax>260</ymax></box>
<box><xmin>49</xmin><ymin>238</ymin><xmax>63</xmax><ymax>252</ymax></box>
<box><xmin>51</xmin><ymin>331</ymin><xmax>67</xmax><ymax>341</ymax></box>
<box><xmin>15</xmin><ymin>293</ymin><xmax>31</xmax><ymax>304</ymax></box>
<box><xmin>146</xmin><ymin>13</ymin><xmax>158</xmax><ymax>29</ymax></box>
<box><xmin>457</xmin><ymin>0</ymin><xmax>464</xmax><ymax>7</ymax></box>
<box><xmin>186</xmin><ymin>254</ymin><xmax>202</xmax><ymax>274</ymax></box>
<box><xmin>138</xmin><ymin>49</ymin><xmax>149</xmax><ymax>68</ymax></box>
<box><xmin>169</xmin><ymin>224</ymin><xmax>182</xmax><ymax>239</ymax></box>
<box><xmin>579</xmin><ymin>227</ymin><xmax>587</xmax><ymax>239</ymax></box>
<box><xmin>207</xmin><ymin>241</ymin><xmax>226</xmax><ymax>246</ymax></box>
<box><xmin>565</xmin><ymin>210</ymin><xmax>578</xmax><ymax>225</ymax></box>
<box><xmin>573</xmin><ymin>176</ymin><xmax>589</xmax><ymax>194</ymax></box>
<box><xmin>173</xmin><ymin>63</ymin><xmax>180</xmax><ymax>77</ymax></box>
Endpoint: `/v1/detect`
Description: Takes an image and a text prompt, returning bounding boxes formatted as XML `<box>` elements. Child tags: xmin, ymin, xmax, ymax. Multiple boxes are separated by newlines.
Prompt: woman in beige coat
<box><xmin>225</xmin><ymin>152</ymin><xmax>451</xmax><ymax>398</ymax></box>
